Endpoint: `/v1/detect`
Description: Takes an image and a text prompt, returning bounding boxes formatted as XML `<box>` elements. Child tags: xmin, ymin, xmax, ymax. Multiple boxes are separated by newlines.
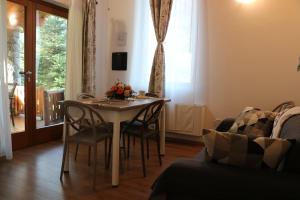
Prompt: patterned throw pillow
<box><xmin>229</xmin><ymin>109</ymin><xmax>276</xmax><ymax>139</ymax></box>
<box><xmin>202</xmin><ymin>129</ymin><xmax>292</xmax><ymax>169</ymax></box>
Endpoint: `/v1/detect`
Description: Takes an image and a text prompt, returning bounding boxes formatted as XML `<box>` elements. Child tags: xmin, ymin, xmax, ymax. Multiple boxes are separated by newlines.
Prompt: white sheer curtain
<box><xmin>164</xmin><ymin>0</ymin><xmax>208</xmax><ymax>134</ymax></box>
<box><xmin>65</xmin><ymin>0</ymin><xmax>83</xmax><ymax>100</ymax></box>
<box><xmin>131</xmin><ymin>0</ymin><xmax>207</xmax><ymax>135</ymax></box>
<box><xmin>0</xmin><ymin>0</ymin><xmax>13</xmax><ymax>159</ymax></box>
<box><xmin>129</xmin><ymin>0</ymin><xmax>156</xmax><ymax>92</ymax></box>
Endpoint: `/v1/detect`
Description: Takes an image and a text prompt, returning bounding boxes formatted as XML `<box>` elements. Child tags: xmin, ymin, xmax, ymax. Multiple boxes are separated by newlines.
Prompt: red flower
<box><xmin>111</xmin><ymin>86</ymin><xmax>117</xmax><ymax>91</ymax></box>
<box><xmin>116</xmin><ymin>88</ymin><xmax>124</xmax><ymax>95</ymax></box>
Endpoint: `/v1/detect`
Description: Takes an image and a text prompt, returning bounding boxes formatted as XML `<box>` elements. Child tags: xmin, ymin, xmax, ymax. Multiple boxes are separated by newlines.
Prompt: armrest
<box><xmin>215</xmin><ymin>118</ymin><xmax>235</xmax><ymax>132</ymax></box>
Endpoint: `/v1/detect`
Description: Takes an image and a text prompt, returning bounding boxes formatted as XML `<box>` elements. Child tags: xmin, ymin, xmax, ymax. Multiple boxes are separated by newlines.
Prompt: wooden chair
<box><xmin>121</xmin><ymin>100</ymin><xmax>164</xmax><ymax>177</ymax></box>
<box><xmin>8</xmin><ymin>82</ymin><xmax>17</xmax><ymax>126</ymax></box>
<box><xmin>74</xmin><ymin>93</ymin><xmax>98</xmax><ymax>165</ymax></box>
<box><xmin>77</xmin><ymin>93</ymin><xmax>96</xmax><ymax>100</ymax></box>
<box><xmin>129</xmin><ymin>92</ymin><xmax>159</xmax><ymax>146</ymax></box>
<box><xmin>60</xmin><ymin>100</ymin><xmax>112</xmax><ymax>190</ymax></box>
<box><xmin>145</xmin><ymin>92</ymin><xmax>159</xmax><ymax>98</ymax></box>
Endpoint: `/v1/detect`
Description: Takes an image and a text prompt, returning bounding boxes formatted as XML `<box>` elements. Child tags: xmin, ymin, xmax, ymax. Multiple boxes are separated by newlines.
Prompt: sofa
<box><xmin>150</xmin><ymin>114</ymin><xmax>300</xmax><ymax>200</ymax></box>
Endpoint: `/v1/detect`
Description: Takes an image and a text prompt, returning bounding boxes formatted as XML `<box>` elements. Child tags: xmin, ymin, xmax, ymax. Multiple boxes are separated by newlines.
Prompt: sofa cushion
<box><xmin>229</xmin><ymin>109</ymin><xmax>276</xmax><ymax>139</ymax></box>
<box><xmin>203</xmin><ymin>129</ymin><xmax>292</xmax><ymax>169</ymax></box>
<box><xmin>276</xmin><ymin>114</ymin><xmax>300</xmax><ymax>174</ymax></box>
<box><xmin>272</xmin><ymin>107</ymin><xmax>300</xmax><ymax>138</ymax></box>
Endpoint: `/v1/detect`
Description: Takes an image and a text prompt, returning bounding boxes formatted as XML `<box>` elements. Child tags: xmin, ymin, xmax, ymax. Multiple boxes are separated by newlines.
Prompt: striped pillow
<box><xmin>202</xmin><ymin>129</ymin><xmax>292</xmax><ymax>169</ymax></box>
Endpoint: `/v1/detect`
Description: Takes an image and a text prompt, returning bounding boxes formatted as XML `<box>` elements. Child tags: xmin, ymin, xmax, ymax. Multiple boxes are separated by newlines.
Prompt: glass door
<box><xmin>34</xmin><ymin>7</ymin><xmax>67</xmax><ymax>143</ymax></box>
<box><xmin>7</xmin><ymin>1</ymin><xmax>28</xmax><ymax>149</ymax></box>
<box><xmin>7</xmin><ymin>0</ymin><xmax>68</xmax><ymax>149</ymax></box>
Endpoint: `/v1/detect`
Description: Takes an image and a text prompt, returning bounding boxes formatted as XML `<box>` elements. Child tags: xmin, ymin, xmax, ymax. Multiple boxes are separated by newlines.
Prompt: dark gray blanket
<box><xmin>150</xmin><ymin>151</ymin><xmax>300</xmax><ymax>200</ymax></box>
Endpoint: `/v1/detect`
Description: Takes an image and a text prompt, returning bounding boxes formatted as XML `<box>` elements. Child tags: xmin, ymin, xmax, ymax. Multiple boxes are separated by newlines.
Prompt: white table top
<box><xmin>80</xmin><ymin>97</ymin><xmax>171</xmax><ymax>111</ymax></box>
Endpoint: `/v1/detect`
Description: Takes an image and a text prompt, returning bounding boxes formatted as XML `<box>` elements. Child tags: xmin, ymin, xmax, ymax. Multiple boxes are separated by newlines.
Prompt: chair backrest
<box><xmin>130</xmin><ymin>100</ymin><xmax>165</xmax><ymax>128</ymax></box>
<box><xmin>8</xmin><ymin>82</ymin><xmax>17</xmax><ymax>98</ymax></box>
<box><xmin>77</xmin><ymin>93</ymin><xmax>95</xmax><ymax>100</ymax></box>
<box><xmin>63</xmin><ymin>100</ymin><xmax>108</xmax><ymax>136</ymax></box>
<box><xmin>145</xmin><ymin>92</ymin><xmax>159</xmax><ymax>98</ymax></box>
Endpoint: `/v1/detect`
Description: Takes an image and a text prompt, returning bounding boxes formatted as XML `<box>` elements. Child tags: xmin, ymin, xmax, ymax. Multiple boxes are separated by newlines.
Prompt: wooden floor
<box><xmin>0</xmin><ymin>139</ymin><xmax>202</xmax><ymax>200</ymax></box>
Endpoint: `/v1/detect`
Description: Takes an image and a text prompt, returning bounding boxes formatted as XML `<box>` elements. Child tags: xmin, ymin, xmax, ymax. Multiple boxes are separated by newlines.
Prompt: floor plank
<box><xmin>0</xmin><ymin>139</ymin><xmax>202</xmax><ymax>200</ymax></box>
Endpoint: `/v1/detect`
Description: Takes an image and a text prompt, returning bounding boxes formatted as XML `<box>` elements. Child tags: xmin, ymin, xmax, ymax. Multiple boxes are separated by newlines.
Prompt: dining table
<box><xmin>74</xmin><ymin>97</ymin><xmax>171</xmax><ymax>187</ymax></box>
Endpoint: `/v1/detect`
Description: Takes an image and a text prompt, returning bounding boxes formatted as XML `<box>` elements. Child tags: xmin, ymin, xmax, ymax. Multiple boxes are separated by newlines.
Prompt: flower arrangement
<box><xmin>106</xmin><ymin>80</ymin><xmax>133</xmax><ymax>100</ymax></box>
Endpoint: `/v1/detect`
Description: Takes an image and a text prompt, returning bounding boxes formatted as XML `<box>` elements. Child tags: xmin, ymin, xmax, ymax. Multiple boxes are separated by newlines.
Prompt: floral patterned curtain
<box><xmin>148</xmin><ymin>0</ymin><xmax>173</xmax><ymax>97</ymax></box>
<box><xmin>82</xmin><ymin>0</ymin><xmax>96</xmax><ymax>95</ymax></box>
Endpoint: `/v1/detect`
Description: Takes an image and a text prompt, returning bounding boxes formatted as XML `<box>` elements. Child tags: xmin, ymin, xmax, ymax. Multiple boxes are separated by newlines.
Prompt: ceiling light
<box><xmin>8</xmin><ymin>13</ymin><xmax>17</xmax><ymax>26</ymax></box>
<box><xmin>236</xmin><ymin>0</ymin><xmax>256</xmax><ymax>4</ymax></box>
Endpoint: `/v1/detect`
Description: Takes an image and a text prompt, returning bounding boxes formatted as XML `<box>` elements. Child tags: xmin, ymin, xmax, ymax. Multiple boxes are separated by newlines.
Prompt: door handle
<box><xmin>19</xmin><ymin>71</ymin><xmax>32</xmax><ymax>82</ymax></box>
<box><xmin>19</xmin><ymin>71</ymin><xmax>32</xmax><ymax>76</ymax></box>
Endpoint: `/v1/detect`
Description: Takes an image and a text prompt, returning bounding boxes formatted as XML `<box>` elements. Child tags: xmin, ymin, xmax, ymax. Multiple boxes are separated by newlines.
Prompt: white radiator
<box><xmin>166</xmin><ymin>104</ymin><xmax>206</xmax><ymax>136</ymax></box>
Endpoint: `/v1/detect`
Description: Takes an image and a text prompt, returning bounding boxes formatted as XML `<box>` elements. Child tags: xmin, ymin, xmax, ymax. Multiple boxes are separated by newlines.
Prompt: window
<box><xmin>165</xmin><ymin>0</ymin><xmax>196</xmax><ymax>84</ymax></box>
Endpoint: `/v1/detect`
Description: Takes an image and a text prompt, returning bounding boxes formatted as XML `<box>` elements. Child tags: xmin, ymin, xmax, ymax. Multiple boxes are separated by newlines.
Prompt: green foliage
<box><xmin>37</xmin><ymin>14</ymin><xmax>67</xmax><ymax>90</ymax></box>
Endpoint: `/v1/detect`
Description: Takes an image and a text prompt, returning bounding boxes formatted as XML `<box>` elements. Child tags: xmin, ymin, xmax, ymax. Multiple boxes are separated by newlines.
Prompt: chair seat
<box><xmin>122</xmin><ymin>120</ymin><xmax>144</xmax><ymax>128</ymax></box>
<box><xmin>122</xmin><ymin>120</ymin><xmax>156</xmax><ymax>138</ymax></box>
<box><xmin>68</xmin><ymin>125</ymin><xmax>112</xmax><ymax>145</ymax></box>
<box><xmin>61</xmin><ymin>100</ymin><xmax>113</xmax><ymax>190</ymax></box>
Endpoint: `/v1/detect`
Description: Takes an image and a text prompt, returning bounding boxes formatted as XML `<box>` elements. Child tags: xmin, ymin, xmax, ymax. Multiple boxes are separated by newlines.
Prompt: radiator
<box><xmin>166</xmin><ymin>104</ymin><xmax>206</xmax><ymax>136</ymax></box>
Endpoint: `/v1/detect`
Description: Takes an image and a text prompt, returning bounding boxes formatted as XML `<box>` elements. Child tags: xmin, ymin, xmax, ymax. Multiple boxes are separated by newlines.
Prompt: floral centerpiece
<box><xmin>106</xmin><ymin>80</ymin><xmax>133</xmax><ymax>100</ymax></box>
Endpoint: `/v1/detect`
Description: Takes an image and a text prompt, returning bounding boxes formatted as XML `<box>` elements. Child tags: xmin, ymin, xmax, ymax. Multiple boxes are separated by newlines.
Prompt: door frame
<box><xmin>8</xmin><ymin>0</ymin><xmax>68</xmax><ymax>150</ymax></box>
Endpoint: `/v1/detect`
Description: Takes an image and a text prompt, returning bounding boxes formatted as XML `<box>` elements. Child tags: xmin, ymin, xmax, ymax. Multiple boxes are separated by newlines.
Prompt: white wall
<box><xmin>95</xmin><ymin>0</ymin><xmax>137</xmax><ymax>97</ymax></box>
<box><xmin>207</xmin><ymin>0</ymin><xmax>300</xmax><ymax>120</ymax></box>
<box><xmin>95</xmin><ymin>0</ymin><xmax>300</xmax><ymax>123</ymax></box>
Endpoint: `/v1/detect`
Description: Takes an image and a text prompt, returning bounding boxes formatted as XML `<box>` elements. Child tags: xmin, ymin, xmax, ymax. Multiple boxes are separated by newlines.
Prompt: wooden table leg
<box><xmin>160</xmin><ymin>106</ymin><xmax>166</xmax><ymax>155</ymax></box>
<box><xmin>112</xmin><ymin>112</ymin><xmax>120</xmax><ymax>186</ymax></box>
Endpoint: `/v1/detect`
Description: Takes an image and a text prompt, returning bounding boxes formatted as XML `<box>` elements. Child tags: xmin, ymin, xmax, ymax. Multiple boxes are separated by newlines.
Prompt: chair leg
<box><xmin>74</xmin><ymin>144</ymin><xmax>79</xmax><ymax>161</ymax></box>
<box><xmin>88</xmin><ymin>146</ymin><xmax>91</xmax><ymax>166</ymax></box>
<box><xmin>127</xmin><ymin>133</ymin><xmax>130</xmax><ymax>159</ymax></box>
<box><xmin>146</xmin><ymin>138</ymin><xmax>150</xmax><ymax>160</ymax></box>
<box><xmin>93</xmin><ymin>144</ymin><xmax>98</xmax><ymax>191</ymax></box>
<box><xmin>104</xmin><ymin>139</ymin><xmax>107</xmax><ymax>167</ymax></box>
<box><xmin>133</xmin><ymin>135</ymin><xmax>135</xmax><ymax>146</ymax></box>
<box><xmin>106</xmin><ymin>137</ymin><xmax>112</xmax><ymax>169</ymax></box>
<box><xmin>140</xmin><ymin>135</ymin><xmax>146</xmax><ymax>177</ymax></box>
<box><xmin>156</xmin><ymin>133</ymin><xmax>162</xmax><ymax>166</ymax></box>
<box><xmin>60</xmin><ymin>142</ymin><xmax>68</xmax><ymax>181</ymax></box>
